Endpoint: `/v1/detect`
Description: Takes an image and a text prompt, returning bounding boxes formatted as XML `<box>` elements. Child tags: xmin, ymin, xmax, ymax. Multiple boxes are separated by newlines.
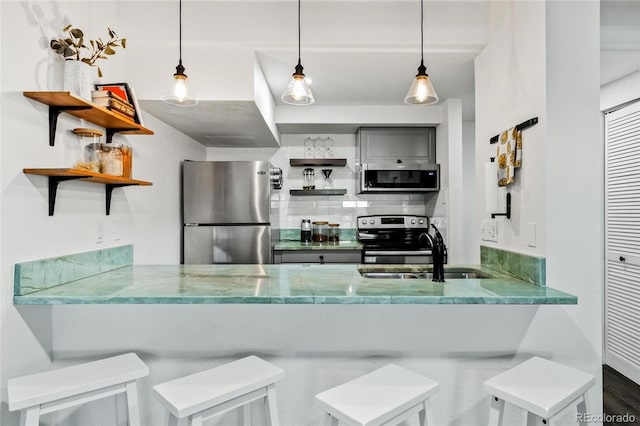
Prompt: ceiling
<box><xmin>125</xmin><ymin>0</ymin><xmax>638</xmax><ymax>146</ymax></box>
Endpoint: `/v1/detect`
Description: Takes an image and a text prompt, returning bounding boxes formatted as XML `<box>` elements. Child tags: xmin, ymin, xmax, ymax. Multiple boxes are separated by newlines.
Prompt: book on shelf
<box><xmin>91</xmin><ymin>90</ymin><xmax>130</xmax><ymax>105</ymax></box>
<box><xmin>92</xmin><ymin>96</ymin><xmax>136</xmax><ymax>118</ymax></box>
<box><xmin>108</xmin><ymin>107</ymin><xmax>137</xmax><ymax>123</ymax></box>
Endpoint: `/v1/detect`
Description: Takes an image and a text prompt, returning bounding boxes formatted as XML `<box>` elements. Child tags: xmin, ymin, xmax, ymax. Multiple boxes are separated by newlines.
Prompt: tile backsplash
<box><xmin>480</xmin><ymin>245</ymin><xmax>546</xmax><ymax>286</ymax></box>
<box><xmin>269</xmin><ymin>134</ymin><xmax>443</xmax><ymax>232</ymax></box>
<box><xmin>14</xmin><ymin>245</ymin><xmax>133</xmax><ymax>296</ymax></box>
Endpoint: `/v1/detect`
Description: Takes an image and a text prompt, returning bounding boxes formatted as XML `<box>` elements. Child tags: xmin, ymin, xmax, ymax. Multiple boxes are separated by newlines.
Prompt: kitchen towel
<box><xmin>496</xmin><ymin>126</ymin><xmax>522</xmax><ymax>186</ymax></box>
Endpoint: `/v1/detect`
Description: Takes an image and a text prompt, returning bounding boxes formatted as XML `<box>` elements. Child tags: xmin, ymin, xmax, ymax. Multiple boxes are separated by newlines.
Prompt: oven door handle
<box><xmin>363</xmin><ymin>250</ymin><xmax>433</xmax><ymax>256</ymax></box>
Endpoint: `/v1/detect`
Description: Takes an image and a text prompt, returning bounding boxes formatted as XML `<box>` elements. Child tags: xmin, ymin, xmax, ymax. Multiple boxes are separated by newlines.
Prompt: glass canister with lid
<box><xmin>120</xmin><ymin>142</ymin><xmax>133</xmax><ymax>178</ymax></box>
<box><xmin>99</xmin><ymin>143</ymin><xmax>123</xmax><ymax>176</ymax></box>
<box><xmin>312</xmin><ymin>221</ymin><xmax>329</xmax><ymax>242</ymax></box>
<box><xmin>328</xmin><ymin>223</ymin><xmax>340</xmax><ymax>243</ymax></box>
<box><xmin>72</xmin><ymin>128</ymin><xmax>102</xmax><ymax>173</ymax></box>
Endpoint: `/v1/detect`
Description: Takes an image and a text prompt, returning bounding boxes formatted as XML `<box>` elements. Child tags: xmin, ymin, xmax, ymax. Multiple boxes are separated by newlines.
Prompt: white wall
<box><xmin>462</xmin><ymin>121</ymin><xmax>478</xmax><ymax>264</ymax></box>
<box><xmin>0</xmin><ymin>2</ymin><xmax>205</xmax><ymax>424</ymax></box>
<box><xmin>475</xmin><ymin>1</ymin><xmax>603</xmax><ymax>423</ymax></box>
<box><xmin>475</xmin><ymin>0</ymin><xmax>547</xmax><ymax>256</ymax></box>
<box><xmin>601</xmin><ymin>70</ymin><xmax>640</xmax><ymax>112</ymax></box>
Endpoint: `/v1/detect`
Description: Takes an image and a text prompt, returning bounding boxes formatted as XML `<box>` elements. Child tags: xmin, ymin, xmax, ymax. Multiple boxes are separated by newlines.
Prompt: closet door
<box><xmin>606</xmin><ymin>101</ymin><xmax>640</xmax><ymax>385</ymax></box>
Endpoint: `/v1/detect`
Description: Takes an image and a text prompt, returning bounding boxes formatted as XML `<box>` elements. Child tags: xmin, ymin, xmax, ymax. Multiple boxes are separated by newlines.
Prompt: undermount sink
<box><xmin>360</xmin><ymin>270</ymin><xmax>491</xmax><ymax>280</ymax></box>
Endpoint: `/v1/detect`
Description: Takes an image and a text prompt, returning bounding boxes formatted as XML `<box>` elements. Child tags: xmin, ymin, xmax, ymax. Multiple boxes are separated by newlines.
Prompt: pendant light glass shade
<box><xmin>404</xmin><ymin>63</ymin><xmax>438</xmax><ymax>105</ymax></box>
<box><xmin>281</xmin><ymin>0</ymin><xmax>314</xmax><ymax>106</ymax></box>
<box><xmin>163</xmin><ymin>0</ymin><xmax>197</xmax><ymax>107</ymax></box>
<box><xmin>404</xmin><ymin>0</ymin><xmax>438</xmax><ymax>105</ymax></box>
<box><xmin>164</xmin><ymin>62</ymin><xmax>197</xmax><ymax>106</ymax></box>
<box><xmin>281</xmin><ymin>62</ymin><xmax>314</xmax><ymax>105</ymax></box>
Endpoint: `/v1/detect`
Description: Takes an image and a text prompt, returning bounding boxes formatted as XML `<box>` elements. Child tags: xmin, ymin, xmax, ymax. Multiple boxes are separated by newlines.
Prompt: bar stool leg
<box><xmin>576</xmin><ymin>394</ymin><xmax>589</xmax><ymax>426</ymax></box>
<box><xmin>488</xmin><ymin>396</ymin><xmax>505</xmax><ymax>426</ymax></box>
<box><xmin>238</xmin><ymin>403</ymin><xmax>252</xmax><ymax>426</ymax></box>
<box><xmin>324</xmin><ymin>413</ymin><xmax>339</xmax><ymax>426</ymax></box>
<box><xmin>19</xmin><ymin>406</ymin><xmax>40</xmax><ymax>426</ymax></box>
<box><xmin>189</xmin><ymin>413</ymin><xmax>203</xmax><ymax>426</ymax></box>
<box><xmin>526</xmin><ymin>412</ymin><xmax>552</xmax><ymax>426</ymax></box>
<box><xmin>264</xmin><ymin>384</ymin><xmax>280</xmax><ymax>426</ymax></box>
<box><xmin>167</xmin><ymin>413</ymin><xmax>187</xmax><ymax>426</ymax></box>
<box><xmin>125</xmin><ymin>381</ymin><xmax>141</xmax><ymax>426</ymax></box>
<box><xmin>418</xmin><ymin>399</ymin><xmax>434</xmax><ymax>426</ymax></box>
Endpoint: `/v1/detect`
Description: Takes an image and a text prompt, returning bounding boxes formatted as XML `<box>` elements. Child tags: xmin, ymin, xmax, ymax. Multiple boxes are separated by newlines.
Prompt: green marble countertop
<box><xmin>274</xmin><ymin>241</ymin><xmax>363</xmax><ymax>250</ymax></box>
<box><xmin>13</xmin><ymin>264</ymin><xmax>577</xmax><ymax>305</ymax></box>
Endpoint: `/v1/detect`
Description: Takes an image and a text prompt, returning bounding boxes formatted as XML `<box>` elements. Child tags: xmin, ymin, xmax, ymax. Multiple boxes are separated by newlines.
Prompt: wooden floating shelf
<box><xmin>23</xmin><ymin>91</ymin><xmax>153</xmax><ymax>146</ymax></box>
<box><xmin>289</xmin><ymin>189</ymin><xmax>347</xmax><ymax>196</ymax></box>
<box><xmin>24</xmin><ymin>168</ymin><xmax>152</xmax><ymax>216</ymax></box>
<box><xmin>289</xmin><ymin>158</ymin><xmax>347</xmax><ymax>167</ymax></box>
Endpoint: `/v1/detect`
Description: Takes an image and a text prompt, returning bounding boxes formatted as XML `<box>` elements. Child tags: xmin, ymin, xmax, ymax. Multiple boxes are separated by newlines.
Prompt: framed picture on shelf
<box><xmin>94</xmin><ymin>82</ymin><xmax>144</xmax><ymax>126</ymax></box>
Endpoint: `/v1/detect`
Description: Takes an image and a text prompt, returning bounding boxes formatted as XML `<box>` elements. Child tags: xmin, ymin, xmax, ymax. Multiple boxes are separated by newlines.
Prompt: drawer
<box><xmin>275</xmin><ymin>250</ymin><xmax>361</xmax><ymax>264</ymax></box>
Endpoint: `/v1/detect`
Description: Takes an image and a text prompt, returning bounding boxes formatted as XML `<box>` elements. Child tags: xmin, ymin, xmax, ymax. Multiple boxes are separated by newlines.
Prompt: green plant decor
<box><xmin>50</xmin><ymin>25</ymin><xmax>126</xmax><ymax>78</ymax></box>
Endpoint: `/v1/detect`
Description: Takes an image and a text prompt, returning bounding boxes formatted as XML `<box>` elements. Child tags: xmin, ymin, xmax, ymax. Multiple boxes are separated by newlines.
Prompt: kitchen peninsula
<box><xmin>13</xmin><ymin>245</ymin><xmax>576</xmax><ymax>305</ymax></box>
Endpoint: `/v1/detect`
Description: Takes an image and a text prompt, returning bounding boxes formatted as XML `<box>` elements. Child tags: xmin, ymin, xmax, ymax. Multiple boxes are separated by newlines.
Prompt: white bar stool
<box><xmin>483</xmin><ymin>357</ymin><xmax>596</xmax><ymax>426</ymax></box>
<box><xmin>315</xmin><ymin>364</ymin><xmax>440</xmax><ymax>426</ymax></box>
<box><xmin>7</xmin><ymin>353</ymin><xmax>149</xmax><ymax>426</ymax></box>
<box><xmin>153</xmin><ymin>355</ymin><xmax>284</xmax><ymax>426</ymax></box>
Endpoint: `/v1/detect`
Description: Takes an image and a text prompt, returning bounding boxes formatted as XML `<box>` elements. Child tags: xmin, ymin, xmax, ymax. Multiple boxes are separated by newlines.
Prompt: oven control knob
<box><xmin>418</xmin><ymin>219</ymin><xmax>425</xmax><ymax>225</ymax></box>
<box><xmin>361</xmin><ymin>219</ymin><xmax>367</xmax><ymax>225</ymax></box>
<box><xmin>369</xmin><ymin>219</ymin><xmax>375</xmax><ymax>225</ymax></box>
<box><xmin>411</xmin><ymin>219</ymin><xmax>416</xmax><ymax>224</ymax></box>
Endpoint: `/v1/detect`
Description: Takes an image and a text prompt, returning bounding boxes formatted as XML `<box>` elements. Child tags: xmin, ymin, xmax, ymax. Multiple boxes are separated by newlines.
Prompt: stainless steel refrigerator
<box><xmin>182</xmin><ymin>160</ymin><xmax>273</xmax><ymax>264</ymax></box>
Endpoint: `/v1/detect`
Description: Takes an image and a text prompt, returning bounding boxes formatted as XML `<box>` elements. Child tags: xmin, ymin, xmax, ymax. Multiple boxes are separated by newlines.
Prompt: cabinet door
<box><xmin>358</xmin><ymin>128</ymin><xmax>436</xmax><ymax>164</ymax></box>
<box><xmin>277</xmin><ymin>250</ymin><xmax>361</xmax><ymax>264</ymax></box>
<box><xmin>605</xmin><ymin>101</ymin><xmax>640</xmax><ymax>385</ymax></box>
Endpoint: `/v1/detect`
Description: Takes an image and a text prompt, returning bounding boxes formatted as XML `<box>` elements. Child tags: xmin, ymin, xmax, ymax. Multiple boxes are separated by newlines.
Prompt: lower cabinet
<box><xmin>273</xmin><ymin>250</ymin><xmax>362</xmax><ymax>264</ymax></box>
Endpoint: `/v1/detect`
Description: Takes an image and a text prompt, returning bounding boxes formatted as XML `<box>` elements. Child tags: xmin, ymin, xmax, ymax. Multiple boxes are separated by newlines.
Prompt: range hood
<box><xmin>131</xmin><ymin>49</ymin><xmax>280</xmax><ymax>147</ymax></box>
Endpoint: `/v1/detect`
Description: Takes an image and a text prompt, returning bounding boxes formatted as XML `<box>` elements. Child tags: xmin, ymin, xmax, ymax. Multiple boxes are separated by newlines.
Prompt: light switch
<box><xmin>527</xmin><ymin>223</ymin><xmax>537</xmax><ymax>247</ymax></box>
<box><xmin>481</xmin><ymin>219</ymin><xmax>498</xmax><ymax>242</ymax></box>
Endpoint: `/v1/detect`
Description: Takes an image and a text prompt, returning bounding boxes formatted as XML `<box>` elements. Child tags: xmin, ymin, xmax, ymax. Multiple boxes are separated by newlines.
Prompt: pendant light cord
<box><xmin>179</xmin><ymin>0</ymin><xmax>183</xmax><ymax>65</ymax></box>
<box><xmin>420</xmin><ymin>0</ymin><xmax>424</xmax><ymax>65</ymax></box>
<box><xmin>297</xmin><ymin>0</ymin><xmax>301</xmax><ymax>65</ymax></box>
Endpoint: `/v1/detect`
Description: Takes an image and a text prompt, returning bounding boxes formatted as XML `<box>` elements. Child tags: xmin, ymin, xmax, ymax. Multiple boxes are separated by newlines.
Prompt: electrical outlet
<box><xmin>481</xmin><ymin>219</ymin><xmax>498</xmax><ymax>242</ymax></box>
<box><xmin>96</xmin><ymin>221</ymin><xmax>104</xmax><ymax>244</ymax></box>
<box><xmin>527</xmin><ymin>222</ymin><xmax>537</xmax><ymax>247</ymax></box>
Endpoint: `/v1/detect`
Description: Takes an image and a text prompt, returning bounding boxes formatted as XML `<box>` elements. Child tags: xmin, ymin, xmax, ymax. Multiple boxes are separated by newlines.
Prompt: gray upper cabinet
<box><xmin>356</xmin><ymin>127</ymin><xmax>436</xmax><ymax>165</ymax></box>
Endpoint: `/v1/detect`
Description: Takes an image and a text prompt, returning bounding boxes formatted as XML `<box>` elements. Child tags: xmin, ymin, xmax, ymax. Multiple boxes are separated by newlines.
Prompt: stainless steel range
<box><xmin>357</xmin><ymin>215</ymin><xmax>447</xmax><ymax>265</ymax></box>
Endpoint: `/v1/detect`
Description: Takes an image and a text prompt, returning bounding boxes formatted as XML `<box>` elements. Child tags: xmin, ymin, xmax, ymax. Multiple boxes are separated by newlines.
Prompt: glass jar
<box><xmin>304</xmin><ymin>137</ymin><xmax>314</xmax><ymax>158</ymax></box>
<box><xmin>328</xmin><ymin>223</ymin><xmax>340</xmax><ymax>243</ymax></box>
<box><xmin>303</xmin><ymin>168</ymin><xmax>315</xmax><ymax>190</ymax></box>
<box><xmin>99</xmin><ymin>143</ymin><xmax>123</xmax><ymax>176</ymax></box>
<box><xmin>314</xmin><ymin>138</ymin><xmax>325</xmax><ymax>158</ymax></box>
<box><xmin>300</xmin><ymin>219</ymin><xmax>312</xmax><ymax>243</ymax></box>
<box><xmin>120</xmin><ymin>143</ymin><xmax>133</xmax><ymax>178</ymax></box>
<box><xmin>312</xmin><ymin>221</ymin><xmax>329</xmax><ymax>242</ymax></box>
<box><xmin>72</xmin><ymin>128</ymin><xmax>102</xmax><ymax>173</ymax></box>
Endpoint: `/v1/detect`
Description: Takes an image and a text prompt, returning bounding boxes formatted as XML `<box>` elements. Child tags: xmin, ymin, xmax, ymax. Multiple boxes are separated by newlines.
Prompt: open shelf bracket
<box><xmin>48</xmin><ymin>105</ymin><xmax>92</xmax><ymax>146</ymax></box>
<box><xmin>105</xmin><ymin>128</ymin><xmax>136</xmax><ymax>144</ymax></box>
<box><xmin>48</xmin><ymin>176</ymin><xmax>84</xmax><ymax>215</ymax></box>
<box><xmin>105</xmin><ymin>184</ymin><xmax>136</xmax><ymax>215</ymax></box>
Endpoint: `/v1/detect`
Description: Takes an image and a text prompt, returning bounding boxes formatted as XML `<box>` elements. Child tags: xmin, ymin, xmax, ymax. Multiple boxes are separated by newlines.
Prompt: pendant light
<box><xmin>404</xmin><ymin>0</ymin><xmax>438</xmax><ymax>105</ymax></box>
<box><xmin>163</xmin><ymin>0</ymin><xmax>197</xmax><ymax>106</ymax></box>
<box><xmin>281</xmin><ymin>0</ymin><xmax>314</xmax><ymax>105</ymax></box>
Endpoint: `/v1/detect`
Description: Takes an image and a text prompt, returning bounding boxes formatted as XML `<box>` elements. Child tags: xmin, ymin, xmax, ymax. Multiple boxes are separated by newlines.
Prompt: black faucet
<box><xmin>431</xmin><ymin>224</ymin><xmax>447</xmax><ymax>282</ymax></box>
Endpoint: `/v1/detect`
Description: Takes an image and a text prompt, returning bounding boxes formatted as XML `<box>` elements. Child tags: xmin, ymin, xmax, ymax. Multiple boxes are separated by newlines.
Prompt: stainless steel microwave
<box><xmin>359</xmin><ymin>162</ymin><xmax>440</xmax><ymax>193</ymax></box>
